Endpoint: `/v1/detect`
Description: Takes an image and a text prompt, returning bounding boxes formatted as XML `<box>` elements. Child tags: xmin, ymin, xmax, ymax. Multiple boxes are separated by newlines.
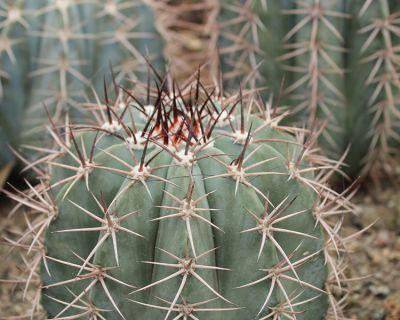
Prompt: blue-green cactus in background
<box><xmin>0</xmin><ymin>0</ymin><xmax>164</xmax><ymax>168</ymax></box>
<box><xmin>217</xmin><ymin>0</ymin><xmax>400</xmax><ymax>181</ymax></box>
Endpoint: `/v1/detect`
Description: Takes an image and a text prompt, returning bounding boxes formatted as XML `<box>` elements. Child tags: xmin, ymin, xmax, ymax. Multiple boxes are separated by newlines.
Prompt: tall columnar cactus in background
<box><xmin>0</xmin><ymin>0</ymin><xmax>31</xmax><ymax>166</ymax></box>
<box><xmin>278</xmin><ymin>0</ymin><xmax>348</xmax><ymax>160</ymax></box>
<box><xmin>0</xmin><ymin>0</ymin><xmax>164</xmax><ymax>169</ymax></box>
<box><xmin>214</xmin><ymin>0</ymin><xmax>400</xmax><ymax>182</ymax></box>
<box><xmin>88</xmin><ymin>0</ymin><xmax>164</xmax><ymax>89</ymax></box>
<box><xmin>216</xmin><ymin>0</ymin><xmax>296</xmax><ymax>96</ymax></box>
<box><xmin>346</xmin><ymin>0</ymin><xmax>400</xmax><ymax>180</ymax></box>
<box><xmin>3</xmin><ymin>73</ymin><xmax>356</xmax><ymax>319</ymax></box>
<box><xmin>217</xmin><ymin>0</ymin><xmax>265</xmax><ymax>89</ymax></box>
<box><xmin>218</xmin><ymin>0</ymin><xmax>348</xmax><ymax>161</ymax></box>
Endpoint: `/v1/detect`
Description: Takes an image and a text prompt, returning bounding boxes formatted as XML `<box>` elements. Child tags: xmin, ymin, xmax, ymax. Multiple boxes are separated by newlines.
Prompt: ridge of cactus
<box><xmin>216</xmin><ymin>0</ymin><xmax>349</xmax><ymax>162</ymax></box>
<box><xmin>2</xmin><ymin>69</ymin><xmax>361</xmax><ymax>319</ymax></box>
<box><xmin>215</xmin><ymin>0</ymin><xmax>400</xmax><ymax>183</ymax></box>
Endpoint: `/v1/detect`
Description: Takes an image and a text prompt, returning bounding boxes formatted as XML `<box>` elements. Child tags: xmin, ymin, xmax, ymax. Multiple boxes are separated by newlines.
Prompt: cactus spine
<box><xmin>217</xmin><ymin>0</ymin><xmax>263</xmax><ymax>88</ymax></box>
<box><xmin>279</xmin><ymin>0</ymin><xmax>348</xmax><ymax>159</ymax></box>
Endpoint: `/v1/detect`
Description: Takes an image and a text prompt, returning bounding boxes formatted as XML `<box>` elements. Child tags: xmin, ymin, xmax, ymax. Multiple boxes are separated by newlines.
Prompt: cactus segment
<box><xmin>279</xmin><ymin>0</ymin><xmax>348</xmax><ymax>159</ymax></box>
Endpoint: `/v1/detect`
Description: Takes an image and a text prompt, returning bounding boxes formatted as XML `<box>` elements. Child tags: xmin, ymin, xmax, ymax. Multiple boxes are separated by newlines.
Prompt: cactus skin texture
<box><xmin>20</xmin><ymin>69</ymin><xmax>360</xmax><ymax>320</ymax></box>
<box><xmin>24</xmin><ymin>0</ymin><xmax>164</xmax><ymax>155</ymax></box>
<box><xmin>279</xmin><ymin>0</ymin><xmax>348</xmax><ymax>160</ymax></box>
<box><xmin>217</xmin><ymin>0</ymin><xmax>262</xmax><ymax>89</ymax></box>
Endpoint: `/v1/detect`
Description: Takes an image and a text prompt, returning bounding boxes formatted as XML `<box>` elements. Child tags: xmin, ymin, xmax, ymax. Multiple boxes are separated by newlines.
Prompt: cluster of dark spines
<box><xmin>2</xmin><ymin>70</ymin><xmax>358</xmax><ymax>319</ymax></box>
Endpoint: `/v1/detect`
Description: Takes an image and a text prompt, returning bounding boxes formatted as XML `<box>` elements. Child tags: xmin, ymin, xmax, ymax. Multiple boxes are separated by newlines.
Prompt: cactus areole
<box><xmin>40</xmin><ymin>74</ymin><xmax>334</xmax><ymax>320</ymax></box>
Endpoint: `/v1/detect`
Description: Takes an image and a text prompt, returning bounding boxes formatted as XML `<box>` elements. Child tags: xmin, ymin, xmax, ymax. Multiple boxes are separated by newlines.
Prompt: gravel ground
<box><xmin>345</xmin><ymin>187</ymin><xmax>400</xmax><ymax>320</ymax></box>
<box><xmin>0</xmin><ymin>202</ymin><xmax>45</xmax><ymax>319</ymax></box>
<box><xmin>0</xmin><ymin>185</ymin><xmax>399</xmax><ymax>319</ymax></box>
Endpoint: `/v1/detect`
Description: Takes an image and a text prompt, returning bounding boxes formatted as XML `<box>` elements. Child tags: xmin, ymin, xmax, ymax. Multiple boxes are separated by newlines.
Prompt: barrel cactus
<box><xmin>3</xmin><ymin>72</ymin><xmax>354</xmax><ymax>319</ymax></box>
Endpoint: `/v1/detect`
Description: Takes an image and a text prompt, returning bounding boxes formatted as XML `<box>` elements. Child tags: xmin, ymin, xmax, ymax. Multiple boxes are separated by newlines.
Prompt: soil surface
<box><xmin>345</xmin><ymin>186</ymin><xmax>400</xmax><ymax>320</ymax></box>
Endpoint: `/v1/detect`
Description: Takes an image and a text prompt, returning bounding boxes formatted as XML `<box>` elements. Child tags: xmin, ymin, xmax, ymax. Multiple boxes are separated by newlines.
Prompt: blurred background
<box><xmin>0</xmin><ymin>1</ymin><xmax>399</xmax><ymax>319</ymax></box>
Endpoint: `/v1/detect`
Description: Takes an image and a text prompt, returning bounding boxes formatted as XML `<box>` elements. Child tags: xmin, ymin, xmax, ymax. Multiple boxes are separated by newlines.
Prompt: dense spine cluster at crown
<box><xmin>2</xmin><ymin>70</ymin><xmax>359</xmax><ymax>319</ymax></box>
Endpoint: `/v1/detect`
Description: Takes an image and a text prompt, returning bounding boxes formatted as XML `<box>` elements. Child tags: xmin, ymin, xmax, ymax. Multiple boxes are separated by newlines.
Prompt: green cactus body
<box><xmin>23</xmin><ymin>0</ymin><xmax>92</xmax><ymax>145</ymax></box>
<box><xmin>342</xmin><ymin>1</ymin><xmax>371</xmax><ymax>178</ymax></box>
<box><xmin>0</xmin><ymin>0</ymin><xmax>164</xmax><ymax>166</ymax></box>
<box><xmin>217</xmin><ymin>0</ymin><xmax>400</xmax><ymax>181</ymax></box>
<box><xmin>0</xmin><ymin>0</ymin><xmax>32</xmax><ymax>165</ymax></box>
<box><xmin>218</xmin><ymin>0</ymin><xmax>295</xmax><ymax>98</ymax></box>
<box><xmin>256</xmin><ymin>0</ymin><xmax>296</xmax><ymax>100</ymax></box>
<box><xmin>217</xmin><ymin>0</ymin><xmax>262</xmax><ymax>88</ymax></box>
<box><xmin>279</xmin><ymin>0</ymin><xmax>348</xmax><ymax>159</ymax></box>
<box><xmin>40</xmin><ymin>79</ymin><xmax>333</xmax><ymax>320</ymax></box>
<box><xmin>89</xmin><ymin>0</ymin><xmax>164</xmax><ymax>90</ymax></box>
<box><xmin>345</xmin><ymin>0</ymin><xmax>400</xmax><ymax>179</ymax></box>
<box><xmin>217</xmin><ymin>0</ymin><xmax>348</xmax><ymax>161</ymax></box>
